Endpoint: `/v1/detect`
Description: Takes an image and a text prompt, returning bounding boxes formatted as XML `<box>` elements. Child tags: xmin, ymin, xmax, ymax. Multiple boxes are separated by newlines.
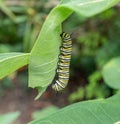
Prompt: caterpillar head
<box><xmin>60</xmin><ymin>32</ymin><xmax>71</xmax><ymax>39</ymax></box>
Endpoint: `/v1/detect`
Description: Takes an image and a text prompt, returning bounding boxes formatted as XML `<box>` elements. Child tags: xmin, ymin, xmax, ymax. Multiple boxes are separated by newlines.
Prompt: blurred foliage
<box><xmin>0</xmin><ymin>0</ymin><xmax>58</xmax><ymax>53</ymax></box>
<box><xmin>0</xmin><ymin>111</ymin><xmax>20</xmax><ymax>124</ymax></box>
<box><xmin>32</xmin><ymin>106</ymin><xmax>58</xmax><ymax>120</ymax></box>
<box><xmin>67</xmin><ymin>7</ymin><xmax>120</xmax><ymax>102</ymax></box>
<box><xmin>102</xmin><ymin>57</ymin><xmax>120</xmax><ymax>89</ymax></box>
<box><xmin>0</xmin><ymin>77</ymin><xmax>14</xmax><ymax>96</ymax></box>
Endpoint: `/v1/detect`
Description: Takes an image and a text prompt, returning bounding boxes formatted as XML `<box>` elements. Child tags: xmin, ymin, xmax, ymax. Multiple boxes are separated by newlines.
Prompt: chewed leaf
<box><xmin>29</xmin><ymin>7</ymin><xmax>72</xmax><ymax>88</ymax></box>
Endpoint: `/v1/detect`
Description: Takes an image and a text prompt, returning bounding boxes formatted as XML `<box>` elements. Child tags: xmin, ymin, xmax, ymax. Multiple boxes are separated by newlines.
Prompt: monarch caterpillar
<box><xmin>52</xmin><ymin>32</ymin><xmax>72</xmax><ymax>91</ymax></box>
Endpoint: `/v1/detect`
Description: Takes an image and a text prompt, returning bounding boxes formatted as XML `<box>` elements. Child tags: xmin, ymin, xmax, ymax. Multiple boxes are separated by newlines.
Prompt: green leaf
<box><xmin>29</xmin><ymin>92</ymin><xmax>120</xmax><ymax>124</ymax></box>
<box><xmin>102</xmin><ymin>57</ymin><xmax>120</xmax><ymax>89</ymax></box>
<box><xmin>34</xmin><ymin>87</ymin><xmax>47</xmax><ymax>100</ymax></box>
<box><xmin>32</xmin><ymin>106</ymin><xmax>58</xmax><ymax>120</ymax></box>
<box><xmin>29</xmin><ymin>0</ymin><xmax>120</xmax><ymax>91</ymax></box>
<box><xmin>0</xmin><ymin>0</ymin><xmax>16</xmax><ymax>21</ymax></box>
<box><xmin>60</xmin><ymin>0</ymin><xmax>120</xmax><ymax>17</ymax></box>
<box><xmin>0</xmin><ymin>111</ymin><xmax>20</xmax><ymax>124</ymax></box>
<box><xmin>29</xmin><ymin>6</ymin><xmax>72</xmax><ymax>88</ymax></box>
<box><xmin>0</xmin><ymin>52</ymin><xmax>30</xmax><ymax>79</ymax></box>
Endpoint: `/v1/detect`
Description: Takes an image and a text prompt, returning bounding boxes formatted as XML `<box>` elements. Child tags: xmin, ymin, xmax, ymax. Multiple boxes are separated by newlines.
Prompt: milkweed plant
<box><xmin>0</xmin><ymin>0</ymin><xmax>120</xmax><ymax>124</ymax></box>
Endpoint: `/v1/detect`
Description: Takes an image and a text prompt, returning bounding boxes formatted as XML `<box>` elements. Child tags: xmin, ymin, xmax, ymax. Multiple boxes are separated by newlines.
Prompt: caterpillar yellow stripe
<box><xmin>52</xmin><ymin>32</ymin><xmax>72</xmax><ymax>91</ymax></box>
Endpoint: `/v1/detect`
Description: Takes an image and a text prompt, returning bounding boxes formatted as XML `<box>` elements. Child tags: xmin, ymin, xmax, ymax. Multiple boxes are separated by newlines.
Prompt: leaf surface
<box><xmin>0</xmin><ymin>52</ymin><xmax>30</xmax><ymax>78</ymax></box>
<box><xmin>29</xmin><ymin>92</ymin><xmax>120</xmax><ymax>124</ymax></box>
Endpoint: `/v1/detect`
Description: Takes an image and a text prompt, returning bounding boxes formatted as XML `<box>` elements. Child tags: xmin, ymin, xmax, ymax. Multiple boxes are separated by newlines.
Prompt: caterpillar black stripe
<box><xmin>52</xmin><ymin>32</ymin><xmax>72</xmax><ymax>91</ymax></box>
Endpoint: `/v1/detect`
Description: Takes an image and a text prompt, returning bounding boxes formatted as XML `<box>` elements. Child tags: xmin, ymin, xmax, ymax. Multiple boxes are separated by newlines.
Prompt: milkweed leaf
<box><xmin>29</xmin><ymin>92</ymin><xmax>120</xmax><ymax>124</ymax></box>
<box><xmin>29</xmin><ymin>0</ymin><xmax>120</xmax><ymax>97</ymax></box>
<box><xmin>0</xmin><ymin>52</ymin><xmax>29</xmax><ymax>78</ymax></box>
